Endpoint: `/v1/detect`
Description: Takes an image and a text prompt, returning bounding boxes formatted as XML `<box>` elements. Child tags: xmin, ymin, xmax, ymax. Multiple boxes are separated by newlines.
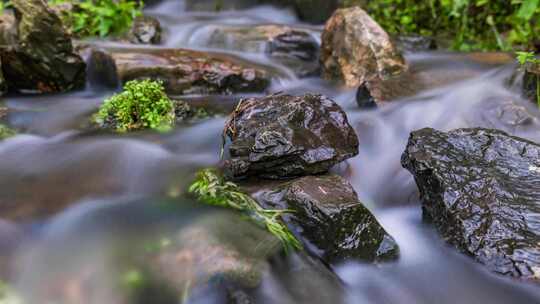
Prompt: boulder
<box><xmin>401</xmin><ymin>127</ymin><xmax>540</xmax><ymax>282</ymax></box>
<box><xmin>107</xmin><ymin>48</ymin><xmax>271</xmax><ymax>95</ymax></box>
<box><xmin>320</xmin><ymin>7</ymin><xmax>407</xmax><ymax>88</ymax></box>
<box><xmin>224</xmin><ymin>93</ymin><xmax>359</xmax><ymax>179</ymax></box>
<box><xmin>127</xmin><ymin>16</ymin><xmax>162</xmax><ymax>45</ymax></box>
<box><xmin>207</xmin><ymin>24</ymin><xmax>319</xmax><ymax>77</ymax></box>
<box><xmin>252</xmin><ymin>174</ymin><xmax>399</xmax><ymax>264</ymax></box>
<box><xmin>0</xmin><ymin>0</ymin><xmax>86</xmax><ymax>93</ymax></box>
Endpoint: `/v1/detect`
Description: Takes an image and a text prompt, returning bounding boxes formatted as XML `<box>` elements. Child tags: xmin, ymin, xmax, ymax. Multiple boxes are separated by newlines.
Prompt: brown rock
<box><xmin>108</xmin><ymin>48</ymin><xmax>271</xmax><ymax>95</ymax></box>
<box><xmin>320</xmin><ymin>7</ymin><xmax>407</xmax><ymax>88</ymax></box>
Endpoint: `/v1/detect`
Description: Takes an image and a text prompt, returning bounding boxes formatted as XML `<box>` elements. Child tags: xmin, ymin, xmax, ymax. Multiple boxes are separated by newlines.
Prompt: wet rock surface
<box><xmin>522</xmin><ymin>62</ymin><xmax>540</xmax><ymax>106</ymax></box>
<box><xmin>207</xmin><ymin>24</ymin><xmax>319</xmax><ymax>77</ymax></box>
<box><xmin>252</xmin><ymin>174</ymin><xmax>399</xmax><ymax>264</ymax></box>
<box><xmin>402</xmin><ymin>127</ymin><xmax>540</xmax><ymax>281</ymax></box>
<box><xmin>107</xmin><ymin>48</ymin><xmax>271</xmax><ymax>95</ymax></box>
<box><xmin>224</xmin><ymin>93</ymin><xmax>359</xmax><ymax>179</ymax></box>
<box><xmin>320</xmin><ymin>7</ymin><xmax>407</xmax><ymax>88</ymax></box>
<box><xmin>0</xmin><ymin>0</ymin><xmax>85</xmax><ymax>93</ymax></box>
<box><xmin>127</xmin><ymin>16</ymin><xmax>162</xmax><ymax>45</ymax></box>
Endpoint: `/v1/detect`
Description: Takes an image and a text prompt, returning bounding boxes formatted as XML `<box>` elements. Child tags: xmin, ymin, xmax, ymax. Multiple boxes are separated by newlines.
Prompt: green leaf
<box><xmin>517</xmin><ymin>0</ymin><xmax>539</xmax><ymax>20</ymax></box>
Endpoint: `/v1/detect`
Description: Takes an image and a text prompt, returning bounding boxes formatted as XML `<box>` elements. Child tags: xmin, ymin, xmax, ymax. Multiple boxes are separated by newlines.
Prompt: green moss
<box><xmin>94</xmin><ymin>79</ymin><xmax>175</xmax><ymax>132</ymax></box>
<box><xmin>0</xmin><ymin>124</ymin><xmax>16</xmax><ymax>140</ymax></box>
<box><xmin>188</xmin><ymin>168</ymin><xmax>302</xmax><ymax>252</ymax></box>
<box><xmin>50</xmin><ymin>0</ymin><xmax>143</xmax><ymax>38</ymax></box>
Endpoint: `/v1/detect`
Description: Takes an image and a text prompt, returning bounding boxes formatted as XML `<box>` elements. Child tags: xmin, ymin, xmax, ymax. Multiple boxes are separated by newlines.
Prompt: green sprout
<box><xmin>188</xmin><ymin>169</ymin><xmax>302</xmax><ymax>252</ymax></box>
<box><xmin>94</xmin><ymin>79</ymin><xmax>175</xmax><ymax>132</ymax></box>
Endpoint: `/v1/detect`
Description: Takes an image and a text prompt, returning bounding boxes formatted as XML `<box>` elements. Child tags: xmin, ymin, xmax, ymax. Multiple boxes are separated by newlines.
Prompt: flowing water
<box><xmin>1</xmin><ymin>1</ymin><xmax>540</xmax><ymax>303</ymax></box>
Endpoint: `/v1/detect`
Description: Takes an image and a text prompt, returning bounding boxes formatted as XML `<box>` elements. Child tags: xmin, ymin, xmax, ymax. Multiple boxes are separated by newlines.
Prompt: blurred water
<box><xmin>0</xmin><ymin>0</ymin><xmax>539</xmax><ymax>303</ymax></box>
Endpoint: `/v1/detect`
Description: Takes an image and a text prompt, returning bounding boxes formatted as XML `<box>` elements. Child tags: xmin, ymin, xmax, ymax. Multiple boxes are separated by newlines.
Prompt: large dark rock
<box><xmin>207</xmin><ymin>24</ymin><xmax>319</xmax><ymax>77</ymax></box>
<box><xmin>402</xmin><ymin>127</ymin><xmax>540</xmax><ymax>282</ymax></box>
<box><xmin>0</xmin><ymin>0</ymin><xmax>86</xmax><ymax>93</ymax></box>
<box><xmin>224</xmin><ymin>93</ymin><xmax>359</xmax><ymax>179</ymax></box>
<box><xmin>108</xmin><ymin>48</ymin><xmax>271</xmax><ymax>95</ymax></box>
<box><xmin>252</xmin><ymin>174</ymin><xmax>399</xmax><ymax>264</ymax></box>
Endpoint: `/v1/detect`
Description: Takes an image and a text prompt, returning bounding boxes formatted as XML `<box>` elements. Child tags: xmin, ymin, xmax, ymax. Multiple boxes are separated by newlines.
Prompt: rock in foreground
<box><xmin>0</xmin><ymin>0</ymin><xmax>85</xmax><ymax>93</ymax></box>
<box><xmin>224</xmin><ymin>93</ymin><xmax>359</xmax><ymax>179</ymax></box>
<box><xmin>109</xmin><ymin>48</ymin><xmax>271</xmax><ymax>95</ymax></box>
<box><xmin>253</xmin><ymin>174</ymin><xmax>399</xmax><ymax>264</ymax></box>
<box><xmin>320</xmin><ymin>7</ymin><xmax>406</xmax><ymax>88</ymax></box>
<box><xmin>402</xmin><ymin>127</ymin><xmax>540</xmax><ymax>281</ymax></box>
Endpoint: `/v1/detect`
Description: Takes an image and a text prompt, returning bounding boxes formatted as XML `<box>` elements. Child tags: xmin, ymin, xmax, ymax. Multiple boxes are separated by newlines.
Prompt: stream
<box><xmin>1</xmin><ymin>1</ymin><xmax>540</xmax><ymax>303</ymax></box>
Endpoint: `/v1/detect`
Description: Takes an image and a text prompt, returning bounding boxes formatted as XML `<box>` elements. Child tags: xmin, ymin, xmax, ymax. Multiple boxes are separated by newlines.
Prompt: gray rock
<box><xmin>224</xmin><ymin>93</ymin><xmax>359</xmax><ymax>179</ymax></box>
<box><xmin>207</xmin><ymin>24</ymin><xmax>319</xmax><ymax>77</ymax></box>
<box><xmin>253</xmin><ymin>174</ymin><xmax>399</xmax><ymax>264</ymax></box>
<box><xmin>128</xmin><ymin>16</ymin><xmax>162</xmax><ymax>45</ymax></box>
<box><xmin>402</xmin><ymin>127</ymin><xmax>540</xmax><ymax>282</ymax></box>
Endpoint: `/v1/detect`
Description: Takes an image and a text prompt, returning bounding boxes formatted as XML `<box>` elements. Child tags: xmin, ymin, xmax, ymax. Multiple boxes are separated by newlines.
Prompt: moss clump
<box><xmin>188</xmin><ymin>168</ymin><xmax>302</xmax><ymax>252</ymax></box>
<box><xmin>94</xmin><ymin>79</ymin><xmax>175</xmax><ymax>132</ymax></box>
<box><xmin>0</xmin><ymin>124</ymin><xmax>16</xmax><ymax>140</ymax></box>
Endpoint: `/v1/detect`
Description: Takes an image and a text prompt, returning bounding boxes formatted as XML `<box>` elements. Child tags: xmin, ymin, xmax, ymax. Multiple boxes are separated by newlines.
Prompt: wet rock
<box><xmin>207</xmin><ymin>24</ymin><xmax>319</xmax><ymax>77</ymax></box>
<box><xmin>185</xmin><ymin>0</ymin><xmax>258</xmax><ymax>11</ymax></box>
<box><xmin>127</xmin><ymin>16</ymin><xmax>162</xmax><ymax>45</ymax></box>
<box><xmin>253</xmin><ymin>175</ymin><xmax>399</xmax><ymax>264</ymax></box>
<box><xmin>224</xmin><ymin>93</ymin><xmax>359</xmax><ymax>179</ymax></box>
<box><xmin>356</xmin><ymin>84</ymin><xmax>377</xmax><ymax>109</ymax></box>
<box><xmin>394</xmin><ymin>35</ymin><xmax>437</xmax><ymax>52</ymax></box>
<box><xmin>522</xmin><ymin>62</ymin><xmax>540</xmax><ymax>106</ymax></box>
<box><xmin>108</xmin><ymin>48</ymin><xmax>270</xmax><ymax>95</ymax></box>
<box><xmin>137</xmin><ymin>211</ymin><xmax>282</xmax><ymax>301</ymax></box>
<box><xmin>0</xmin><ymin>220</ymin><xmax>21</xmax><ymax>278</ymax></box>
<box><xmin>320</xmin><ymin>7</ymin><xmax>407</xmax><ymax>88</ymax></box>
<box><xmin>290</xmin><ymin>0</ymin><xmax>339</xmax><ymax>24</ymax></box>
<box><xmin>0</xmin><ymin>60</ymin><xmax>6</xmax><ymax>96</ymax></box>
<box><xmin>80</xmin><ymin>47</ymin><xmax>119</xmax><ymax>90</ymax></box>
<box><xmin>401</xmin><ymin>127</ymin><xmax>540</xmax><ymax>282</ymax></box>
<box><xmin>0</xmin><ymin>0</ymin><xmax>86</xmax><ymax>93</ymax></box>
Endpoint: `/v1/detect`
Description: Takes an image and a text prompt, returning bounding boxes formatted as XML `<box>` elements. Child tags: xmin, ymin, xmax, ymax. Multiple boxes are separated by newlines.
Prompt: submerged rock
<box><xmin>127</xmin><ymin>16</ymin><xmax>162</xmax><ymax>45</ymax></box>
<box><xmin>402</xmin><ymin>127</ymin><xmax>540</xmax><ymax>282</ymax></box>
<box><xmin>253</xmin><ymin>174</ymin><xmax>399</xmax><ymax>264</ymax></box>
<box><xmin>207</xmin><ymin>24</ymin><xmax>319</xmax><ymax>77</ymax></box>
<box><xmin>394</xmin><ymin>35</ymin><xmax>437</xmax><ymax>52</ymax></box>
<box><xmin>320</xmin><ymin>7</ymin><xmax>407</xmax><ymax>88</ymax></box>
<box><xmin>108</xmin><ymin>48</ymin><xmax>270</xmax><ymax>95</ymax></box>
<box><xmin>0</xmin><ymin>0</ymin><xmax>85</xmax><ymax>93</ymax></box>
<box><xmin>224</xmin><ymin>93</ymin><xmax>359</xmax><ymax>179</ymax></box>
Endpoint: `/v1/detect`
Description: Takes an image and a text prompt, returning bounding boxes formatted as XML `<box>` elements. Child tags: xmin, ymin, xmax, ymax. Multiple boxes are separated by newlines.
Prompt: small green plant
<box><xmin>517</xmin><ymin>51</ymin><xmax>540</xmax><ymax>108</ymax></box>
<box><xmin>51</xmin><ymin>0</ymin><xmax>143</xmax><ymax>38</ymax></box>
<box><xmin>0</xmin><ymin>124</ymin><xmax>16</xmax><ymax>140</ymax></box>
<box><xmin>94</xmin><ymin>79</ymin><xmax>175</xmax><ymax>132</ymax></box>
<box><xmin>188</xmin><ymin>169</ymin><xmax>302</xmax><ymax>252</ymax></box>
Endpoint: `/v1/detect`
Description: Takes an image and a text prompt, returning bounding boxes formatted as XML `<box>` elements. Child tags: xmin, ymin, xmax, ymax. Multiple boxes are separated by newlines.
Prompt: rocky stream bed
<box><xmin>0</xmin><ymin>0</ymin><xmax>540</xmax><ymax>303</ymax></box>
